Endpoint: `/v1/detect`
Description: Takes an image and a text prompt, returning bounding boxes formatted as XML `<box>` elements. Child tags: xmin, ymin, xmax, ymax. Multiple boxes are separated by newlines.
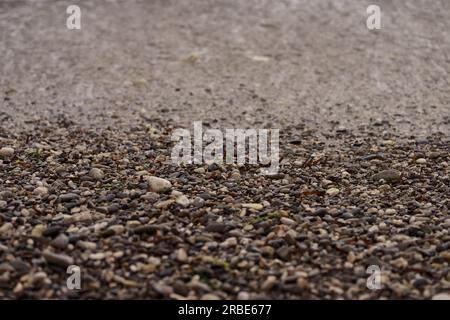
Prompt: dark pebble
<box><xmin>43</xmin><ymin>226</ymin><xmax>63</xmax><ymax>237</ymax></box>
<box><xmin>275</xmin><ymin>245</ymin><xmax>291</xmax><ymax>261</ymax></box>
<box><xmin>132</xmin><ymin>225</ymin><xmax>158</xmax><ymax>235</ymax></box>
<box><xmin>59</xmin><ymin>193</ymin><xmax>79</xmax><ymax>202</ymax></box>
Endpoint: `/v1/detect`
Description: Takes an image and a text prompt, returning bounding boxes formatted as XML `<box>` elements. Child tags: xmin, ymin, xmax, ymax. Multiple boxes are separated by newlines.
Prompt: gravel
<box><xmin>0</xmin><ymin>0</ymin><xmax>449</xmax><ymax>300</ymax></box>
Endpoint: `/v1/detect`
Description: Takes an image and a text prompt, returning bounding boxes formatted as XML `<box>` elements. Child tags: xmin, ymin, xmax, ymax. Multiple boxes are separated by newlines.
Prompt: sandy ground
<box><xmin>0</xmin><ymin>0</ymin><xmax>449</xmax><ymax>299</ymax></box>
<box><xmin>1</xmin><ymin>0</ymin><xmax>449</xmax><ymax>135</ymax></box>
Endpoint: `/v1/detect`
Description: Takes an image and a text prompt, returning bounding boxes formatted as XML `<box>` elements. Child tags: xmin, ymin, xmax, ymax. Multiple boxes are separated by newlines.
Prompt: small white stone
<box><xmin>241</xmin><ymin>203</ymin><xmax>263</xmax><ymax>211</ymax></box>
<box><xmin>176</xmin><ymin>248</ymin><xmax>188</xmax><ymax>262</ymax></box>
<box><xmin>146</xmin><ymin>176</ymin><xmax>172</xmax><ymax>193</ymax></box>
<box><xmin>432</xmin><ymin>293</ymin><xmax>450</xmax><ymax>300</ymax></box>
<box><xmin>368</xmin><ymin>225</ymin><xmax>379</xmax><ymax>233</ymax></box>
<box><xmin>280</xmin><ymin>217</ymin><xmax>297</xmax><ymax>226</ymax></box>
<box><xmin>416</xmin><ymin>158</ymin><xmax>427</xmax><ymax>164</ymax></box>
<box><xmin>0</xmin><ymin>147</ymin><xmax>14</xmax><ymax>158</ymax></box>
<box><xmin>175</xmin><ymin>195</ymin><xmax>190</xmax><ymax>207</ymax></box>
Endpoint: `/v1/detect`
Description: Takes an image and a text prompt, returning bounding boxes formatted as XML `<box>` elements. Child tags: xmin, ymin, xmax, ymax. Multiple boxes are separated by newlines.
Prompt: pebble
<box><xmin>371</xmin><ymin>169</ymin><xmax>401</xmax><ymax>183</ymax></box>
<box><xmin>78</xmin><ymin>241</ymin><xmax>97</xmax><ymax>250</ymax></box>
<box><xmin>237</xmin><ymin>291</ymin><xmax>250</xmax><ymax>300</ymax></box>
<box><xmin>432</xmin><ymin>293</ymin><xmax>450</xmax><ymax>300</ymax></box>
<box><xmin>59</xmin><ymin>193</ymin><xmax>79</xmax><ymax>202</ymax></box>
<box><xmin>146</xmin><ymin>176</ymin><xmax>172</xmax><ymax>193</ymax></box>
<box><xmin>261</xmin><ymin>275</ymin><xmax>277</xmax><ymax>291</ymax></box>
<box><xmin>51</xmin><ymin>234</ymin><xmax>69</xmax><ymax>249</ymax></box>
<box><xmin>133</xmin><ymin>225</ymin><xmax>158</xmax><ymax>235</ymax></box>
<box><xmin>176</xmin><ymin>248</ymin><xmax>188</xmax><ymax>262</ymax></box>
<box><xmin>241</xmin><ymin>203</ymin><xmax>263</xmax><ymax>211</ymax></box>
<box><xmin>439</xmin><ymin>252</ymin><xmax>450</xmax><ymax>263</ymax></box>
<box><xmin>194</xmin><ymin>167</ymin><xmax>206</xmax><ymax>174</ymax></box>
<box><xmin>205</xmin><ymin>222</ymin><xmax>229</xmax><ymax>233</ymax></box>
<box><xmin>11</xmin><ymin>259</ymin><xmax>31</xmax><ymax>274</ymax></box>
<box><xmin>275</xmin><ymin>246</ymin><xmax>291</xmax><ymax>261</ymax></box>
<box><xmin>280</xmin><ymin>217</ymin><xmax>296</xmax><ymax>226</ymax></box>
<box><xmin>415</xmin><ymin>158</ymin><xmax>427</xmax><ymax>164</ymax></box>
<box><xmin>141</xmin><ymin>192</ymin><xmax>159</xmax><ymax>202</ymax></box>
<box><xmin>220</xmin><ymin>237</ymin><xmax>238</xmax><ymax>248</ymax></box>
<box><xmin>175</xmin><ymin>195</ymin><xmax>190</xmax><ymax>207</ymax></box>
<box><xmin>89</xmin><ymin>168</ymin><xmax>105</xmax><ymax>180</ymax></box>
<box><xmin>342</xmin><ymin>212</ymin><xmax>354</xmax><ymax>219</ymax></box>
<box><xmin>0</xmin><ymin>223</ymin><xmax>13</xmax><ymax>234</ymax></box>
<box><xmin>314</xmin><ymin>208</ymin><xmax>328</xmax><ymax>216</ymax></box>
<box><xmin>0</xmin><ymin>147</ymin><xmax>14</xmax><ymax>158</ymax></box>
<box><xmin>31</xmin><ymin>224</ymin><xmax>46</xmax><ymax>237</ymax></box>
<box><xmin>33</xmin><ymin>186</ymin><xmax>48</xmax><ymax>196</ymax></box>
<box><xmin>428</xmin><ymin>151</ymin><xmax>445</xmax><ymax>159</ymax></box>
<box><xmin>89</xmin><ymin>252</ymin><xmax>106</xmax><ymax>260</ymax></box>
<box><xmin>0</xmin><ymin>200</ymin><xmax>7</xmax><ymax>210</ymax></box>
<box><xmin>43</xmin><ymin>226</ymin><xmax>63</xmax><ymax>237</ymax></box>
<box><xmin>107</xmin><ymin>203</ymin><xmax>120</xmax><ymax>214</ymax></box>
<box><xmin>326</xmin><ymin>188</ymin><xmax>340</xmax><ymax>196</ymax></box>
<box><xmin>193</xmin><ymin>197</ymin><xmax>205</xmax><ymax>208</ymax></box>
<box><xmin>43</xmin><ymin>250</ymin><xmax>74</xmax><ymax>267</ymax></box>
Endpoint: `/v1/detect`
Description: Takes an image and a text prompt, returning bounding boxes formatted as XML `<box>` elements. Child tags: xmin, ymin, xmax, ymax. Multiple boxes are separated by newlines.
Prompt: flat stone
<box><xmin>43</xmin><ymin>250</ymin><xmax>74</xmax><ymax>267</ymax></box>
<box><xmin>371</xmin><ymin>169</ymin><xmax>401</xmax><ymax>183</ymax></box>
<box><xmin>280</xmin><ymin>217</ymin><xmax>297</xmax><ymax>226</ymax></box>
<box><xmin>241</xmin><ymin>203</ymin><xmax>263</xmax><ymax>211</ymax></box>
<box><xmin>146</xmin><ymin>176</ymin><xmax>172</xmax><ymax>193</ymax></box>
<box><xmin>89</xmin><ymin>253</ymin><xmax>106</xmax><ymax>260</ymax></box>
<box><xmin>205</xmin><ymin>222</ymin><xmax>229</xmax><ymax>233</ymax></box>
<box><xmin>133</xmin><ymin>225</ymin><xmax>158</xmax><ymax>235</ymax></box>
<box><xmin>432</xmin><ymin>293</ymin><xmax>450</xmax><ymax>300</ymax></box>
<box><xmin>59</xmin><ymin>193</ymin><xmax>79</xmax><ymax>202</ymax></box>
<box><xmin>326</xmin><ymin>188</ymin><xmax>340</xmax><ymax>196</ymax></box>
